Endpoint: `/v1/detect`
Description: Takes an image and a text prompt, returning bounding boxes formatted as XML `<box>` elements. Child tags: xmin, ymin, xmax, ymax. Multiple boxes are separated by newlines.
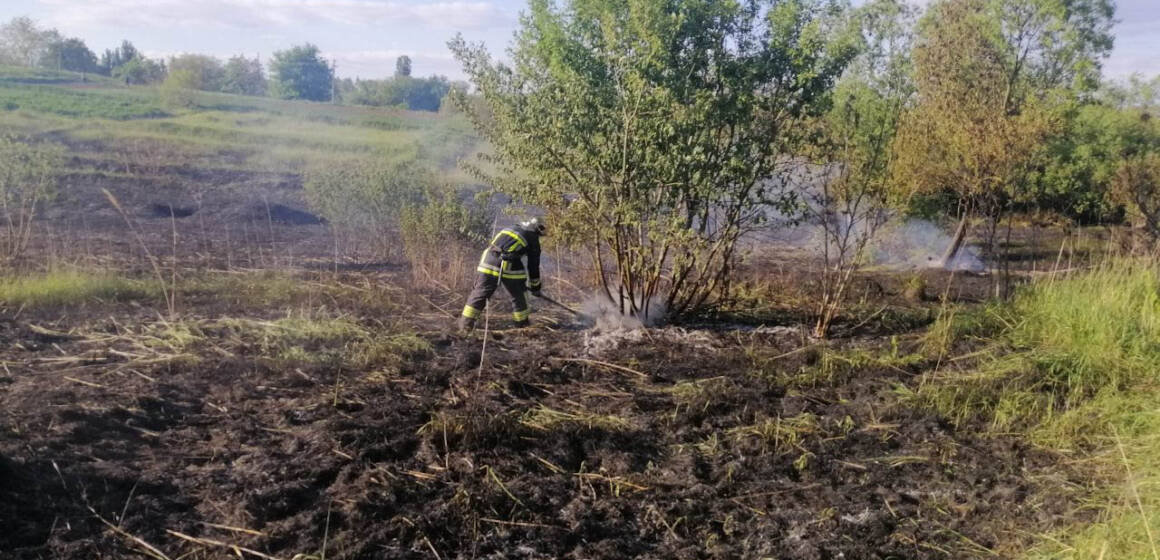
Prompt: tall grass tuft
<box><xmin>920</xmin><ymin>260</ymin><xmax>1160</xmax><ymax>430</ymax></box>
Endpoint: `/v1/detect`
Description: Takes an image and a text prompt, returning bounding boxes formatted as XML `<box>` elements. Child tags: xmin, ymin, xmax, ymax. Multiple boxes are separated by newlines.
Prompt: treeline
<box><xmin>0</xmin><ymin>16</ymin><xmax>452</xmax><ymax>111</ymax></box>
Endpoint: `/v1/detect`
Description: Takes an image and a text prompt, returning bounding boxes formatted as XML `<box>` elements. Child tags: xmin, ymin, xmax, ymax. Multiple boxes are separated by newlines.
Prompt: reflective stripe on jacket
<box><xmin>477</xmin><ymin>227</ymin><xmax>541</xmax><ymax>284</ymax></box>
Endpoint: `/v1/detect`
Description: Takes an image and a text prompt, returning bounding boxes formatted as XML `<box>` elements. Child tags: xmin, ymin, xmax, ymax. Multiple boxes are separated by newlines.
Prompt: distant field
<box><xmin>0</xmin><ymin>65</ymin><xmax>481</xmax><ymax>182</ymax></box>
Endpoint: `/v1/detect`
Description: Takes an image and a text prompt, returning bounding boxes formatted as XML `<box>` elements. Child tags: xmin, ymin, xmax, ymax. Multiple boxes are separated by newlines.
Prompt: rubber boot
<box><xmin>457</xmin><ymin>315</ymin><xmax>476</xmax><ymax>333</ymax></box>
<box><xmin>512</xmin><ymin>319</ymin><xmax>530</xmax><ymax>329</ymax></box>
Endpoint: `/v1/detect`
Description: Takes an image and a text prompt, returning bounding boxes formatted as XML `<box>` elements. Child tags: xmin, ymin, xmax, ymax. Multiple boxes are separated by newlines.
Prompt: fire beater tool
<box><xmin>533</xmin><ymin>292</ymin><xmax>582</xmax><ymax>317</ymax></box>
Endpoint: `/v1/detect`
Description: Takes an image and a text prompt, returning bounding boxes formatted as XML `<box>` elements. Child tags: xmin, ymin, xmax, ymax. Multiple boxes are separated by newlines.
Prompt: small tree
<box><xmin>893</xmin><ymin>0</ymin><xmax>1055</xmax><ymax>269</ymax></box>
<box><xmin>1114</xmin><ymin>152</ymin><xmax>1160</xmax><ymax>243</ymax></box>
<box><xmin>98</xmin><ymin>40</ymin><xmax>139</xmax><ymax>76</ymax></box>
<box><xmin>807</xmin><ymin>0</ymin><xmax>915</xmax><ymax>338</ymax></box>
<box><xmin>451</xmin><ymin>0</ymin><xmax>859</xmax><ymax>320</ymax></box>
<box><xmin>269</xmin><ymin>44</ymin><xmax>333</xmax><ymax>101</ymax></box>
<box><xmin>395</xmin><ymin>55</ymin><xmax>412</xmax><ymax>78</ymax></box>
<box><xmin>1108</xmin><ymin>109</ymin><xmax>1160</xmax><ymax>243</ymax></box>
<box><xmin>893</xmin><ymin>0</ymin><xmax>1113</xmax><ymax>269</ymax></box>
<box><xmin>0</xmin><ymin>17</ymin><xmax>58</xmax><ymax>67</ymax></box>
<box><xmin>114</xmin><ymin>55</ymin><xmax>166</xmax><ymax>85</ymax></box>
<box><xmin>0</xmin><ymin>136</ymin><xmax>64</xmax><ymax>261</ymax></box>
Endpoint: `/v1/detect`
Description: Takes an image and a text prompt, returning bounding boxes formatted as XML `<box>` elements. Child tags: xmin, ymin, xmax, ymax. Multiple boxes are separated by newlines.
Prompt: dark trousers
<box><xmin>462</xmin><ymin>273</ymin><xmax>530</xmax><ymax>322</ymax></box>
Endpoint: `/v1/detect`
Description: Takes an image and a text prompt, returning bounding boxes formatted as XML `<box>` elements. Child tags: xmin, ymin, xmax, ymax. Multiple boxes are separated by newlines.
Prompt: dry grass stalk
<box><xmin>1113</xmin><ymin>425</ymin><xmax>1160</xmax><ymax>560</ymax></box>
<box><xmin>89</xmin><ymin>507</ymin><xmax>172</xmax><ymax>560</ymax></box>
<box><xmin>101</xmin><ymin>189</ymin><xmax>175</xmax><ymax>318</ymax></box>
<box><xmin>556</xmin><ymin>357</ymin><xmax>649</xmax><ymax>379</ymax></box>
<box><xmin>166</xmin><ymin>530</ymin><xmax>284</xmax><ymax>560</ymax></box>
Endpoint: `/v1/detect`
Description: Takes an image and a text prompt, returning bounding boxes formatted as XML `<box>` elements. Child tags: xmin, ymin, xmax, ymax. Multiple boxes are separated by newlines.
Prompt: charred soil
<box><xmin>0</xmin><ymin>271</ymin><xmax>1077</xmax><ymax>559</ymax></box>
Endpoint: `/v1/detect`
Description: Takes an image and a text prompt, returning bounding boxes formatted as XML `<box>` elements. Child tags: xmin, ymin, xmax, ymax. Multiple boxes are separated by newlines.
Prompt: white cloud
<box><xmin>38</xmin><ymin>0</ymin><xmax>511</xmax><ymax>32</ymax></box>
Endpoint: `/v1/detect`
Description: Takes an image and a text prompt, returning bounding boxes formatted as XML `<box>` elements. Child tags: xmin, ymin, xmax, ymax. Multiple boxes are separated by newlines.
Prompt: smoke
<box><xmin>870</xmin><ymin>219</ymin><xmax>985</xmax><ymax>272</ymax></box>
<box><xmin>581</xmin><ymin>293</ymin><xmax>667</xmax><ymax>331</ymax></box>
<box><xmin>761</xmin><ymin>217</ymin><xmax>985</xmax><ymax>272</ymax></box>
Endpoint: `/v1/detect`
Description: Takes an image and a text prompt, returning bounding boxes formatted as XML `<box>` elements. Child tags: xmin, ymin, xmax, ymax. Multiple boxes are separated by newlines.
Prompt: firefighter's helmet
<box><xmin>520</xmin><ymin>217</ymin><xmax>547</xmax><ymax>235</ymax></box>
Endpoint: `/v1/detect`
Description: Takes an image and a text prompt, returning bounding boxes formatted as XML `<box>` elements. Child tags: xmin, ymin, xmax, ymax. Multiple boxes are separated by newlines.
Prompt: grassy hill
<box><xmin>0</xmin><ymin>65</ymin><xmax>480</xmax><ymax>187</ymax></box>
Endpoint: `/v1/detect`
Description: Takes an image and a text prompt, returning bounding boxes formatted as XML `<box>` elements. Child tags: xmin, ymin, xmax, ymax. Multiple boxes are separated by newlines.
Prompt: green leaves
<box><xmin>269</xmin><ymin>44</ymin><xmax>333</xmax><ymax>102</ymax></box>
<box><xmin>451</xmin><ymin>0</ymin><xmax>858</xmax><ymax>317</ymax></box>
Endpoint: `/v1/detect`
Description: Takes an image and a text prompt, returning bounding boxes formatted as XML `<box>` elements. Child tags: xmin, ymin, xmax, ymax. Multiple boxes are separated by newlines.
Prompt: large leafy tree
<box><xmin>41</xmin><ymin>38</ymin><xmax>97</xmax><ymax>73</ymax></box>
<box><xmin>451</xmin><ymin>0</ymin><xmax>859</xmax><ymax>319</ymax></box>
<box><xmin>892</xmin><ymin>0</ymin><xmax>1113</xmax><ymax>268</ymax></box>
<box><xmin>269</xmin><ymin>44</ymin><xmax>333</xmax><ymax>102</ymax></box>
<box><xmin>0</xmin><ymin>17</ymin><xmax>59</xmax><ymax>67</ymax></box>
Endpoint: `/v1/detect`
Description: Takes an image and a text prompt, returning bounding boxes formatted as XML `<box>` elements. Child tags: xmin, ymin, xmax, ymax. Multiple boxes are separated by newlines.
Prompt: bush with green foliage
<box><xmin>167</xmin><ymin>54</ymin><xmax>224</xmax><ymax>92</ymax></box>
<box><xmin>40</xmin><ymin>38</ymin><xmax>98</xmax><ymax>74</ymax></box>
<box><xmin>113</xmin><ymin>55</ymin><xmax>166</xmax><ymax>85</ymax></box>
<box><xmin>160</xmin><ymin>69</ymin><xmax>199</xmax><ymax>109</ymax></box>
<box><xmin>341</xmin><ymin>75</ymin><xmax>451</xmax><ymax>112</ymax></box>
<box><xmin>221</xmin><ymin>54</ymin><xmax>266</xmax><ymax>96</ymax></box>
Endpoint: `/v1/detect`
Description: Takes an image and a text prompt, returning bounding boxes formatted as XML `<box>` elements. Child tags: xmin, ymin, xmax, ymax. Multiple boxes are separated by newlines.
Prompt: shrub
<box><xmin>399</xmin><ymin>185</ymin><xmax>493</xmax><ymax>291</ymax></box>
<box><xmin>0</xmin><ymin>135</ymin><xmax>64</xmax><ymax>261</ymax></box>
<box><xmin>450</xmin><ymin>0</ymin><xmax>860</xmax><ymax>320</ymax></box>
<box><xmin>304</xmin><ymin>156</ymin><xmax>429</xmax><ymax>259</ymax></box>
<box><xmin>160</xmin><ymin>68</ymin><xmax>199</xmax><ymax>109</ymax></box>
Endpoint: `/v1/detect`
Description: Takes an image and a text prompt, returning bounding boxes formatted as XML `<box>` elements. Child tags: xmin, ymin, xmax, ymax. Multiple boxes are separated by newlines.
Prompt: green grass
<box><xmin>0</xmin><ymin>83</ymin><xmax>168</xmax><ymax>119</ymax></box>
<box><xmin>0</xmin><ymin>65</ymin><xmax>118</xmax><ymax>86</ymax></box>
<box><xmin>0</xmin><ymin>72</ymin><xmax>481</xmax><ymax>183</ymax></box>
<box><xmin>0</xmin><ymin>270</ymin><xmax>156</xmax><ymax>307</ymax></box>
<box><xmin>919</xmin><ymin>262</ymin><xmax>1160</xmax><ymax>429</ymax></box>
<box><xmin>914</xmin><ymin>260</ymin><xmax>1160</xmax><ymax>559</ymax></box>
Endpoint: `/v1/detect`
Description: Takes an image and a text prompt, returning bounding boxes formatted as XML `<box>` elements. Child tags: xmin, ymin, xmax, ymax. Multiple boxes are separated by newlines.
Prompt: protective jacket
<box><xmin>461</xmin><ymin>226</ymin><xmax>543</xmax><ymax>326</ymax></box>
<box><xmin>476</xmin><ymin>227</ymin><xmax>542</xmax><ymax>290</ymax></box>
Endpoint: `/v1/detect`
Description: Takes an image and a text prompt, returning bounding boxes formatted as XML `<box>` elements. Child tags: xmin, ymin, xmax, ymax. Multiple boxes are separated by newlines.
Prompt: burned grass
<box><xmin>0</xmin><ymin>280</ymin><xmax>1077</xmax><ymax>558</ymax></box>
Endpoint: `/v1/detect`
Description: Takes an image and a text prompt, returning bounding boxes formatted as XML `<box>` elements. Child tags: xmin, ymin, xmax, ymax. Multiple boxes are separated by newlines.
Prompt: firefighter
<box><xmin>458</xmin><ymin>218</ymin><xmax>546</xmax><ymax>332</ymax></box>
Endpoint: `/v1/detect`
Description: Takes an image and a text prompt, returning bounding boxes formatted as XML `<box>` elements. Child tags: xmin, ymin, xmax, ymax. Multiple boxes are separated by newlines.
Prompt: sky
<box><xmin>1</xmin><ymin>0</ymin><xmax>1158</xmax><ymax>82</ymax></box>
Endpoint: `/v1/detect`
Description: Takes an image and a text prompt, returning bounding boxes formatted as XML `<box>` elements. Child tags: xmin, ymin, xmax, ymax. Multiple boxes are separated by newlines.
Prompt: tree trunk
<box><xmin>940</xmin><ymin>211</ymin><xmax>970</xmax><ymax>270</ymax></box>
